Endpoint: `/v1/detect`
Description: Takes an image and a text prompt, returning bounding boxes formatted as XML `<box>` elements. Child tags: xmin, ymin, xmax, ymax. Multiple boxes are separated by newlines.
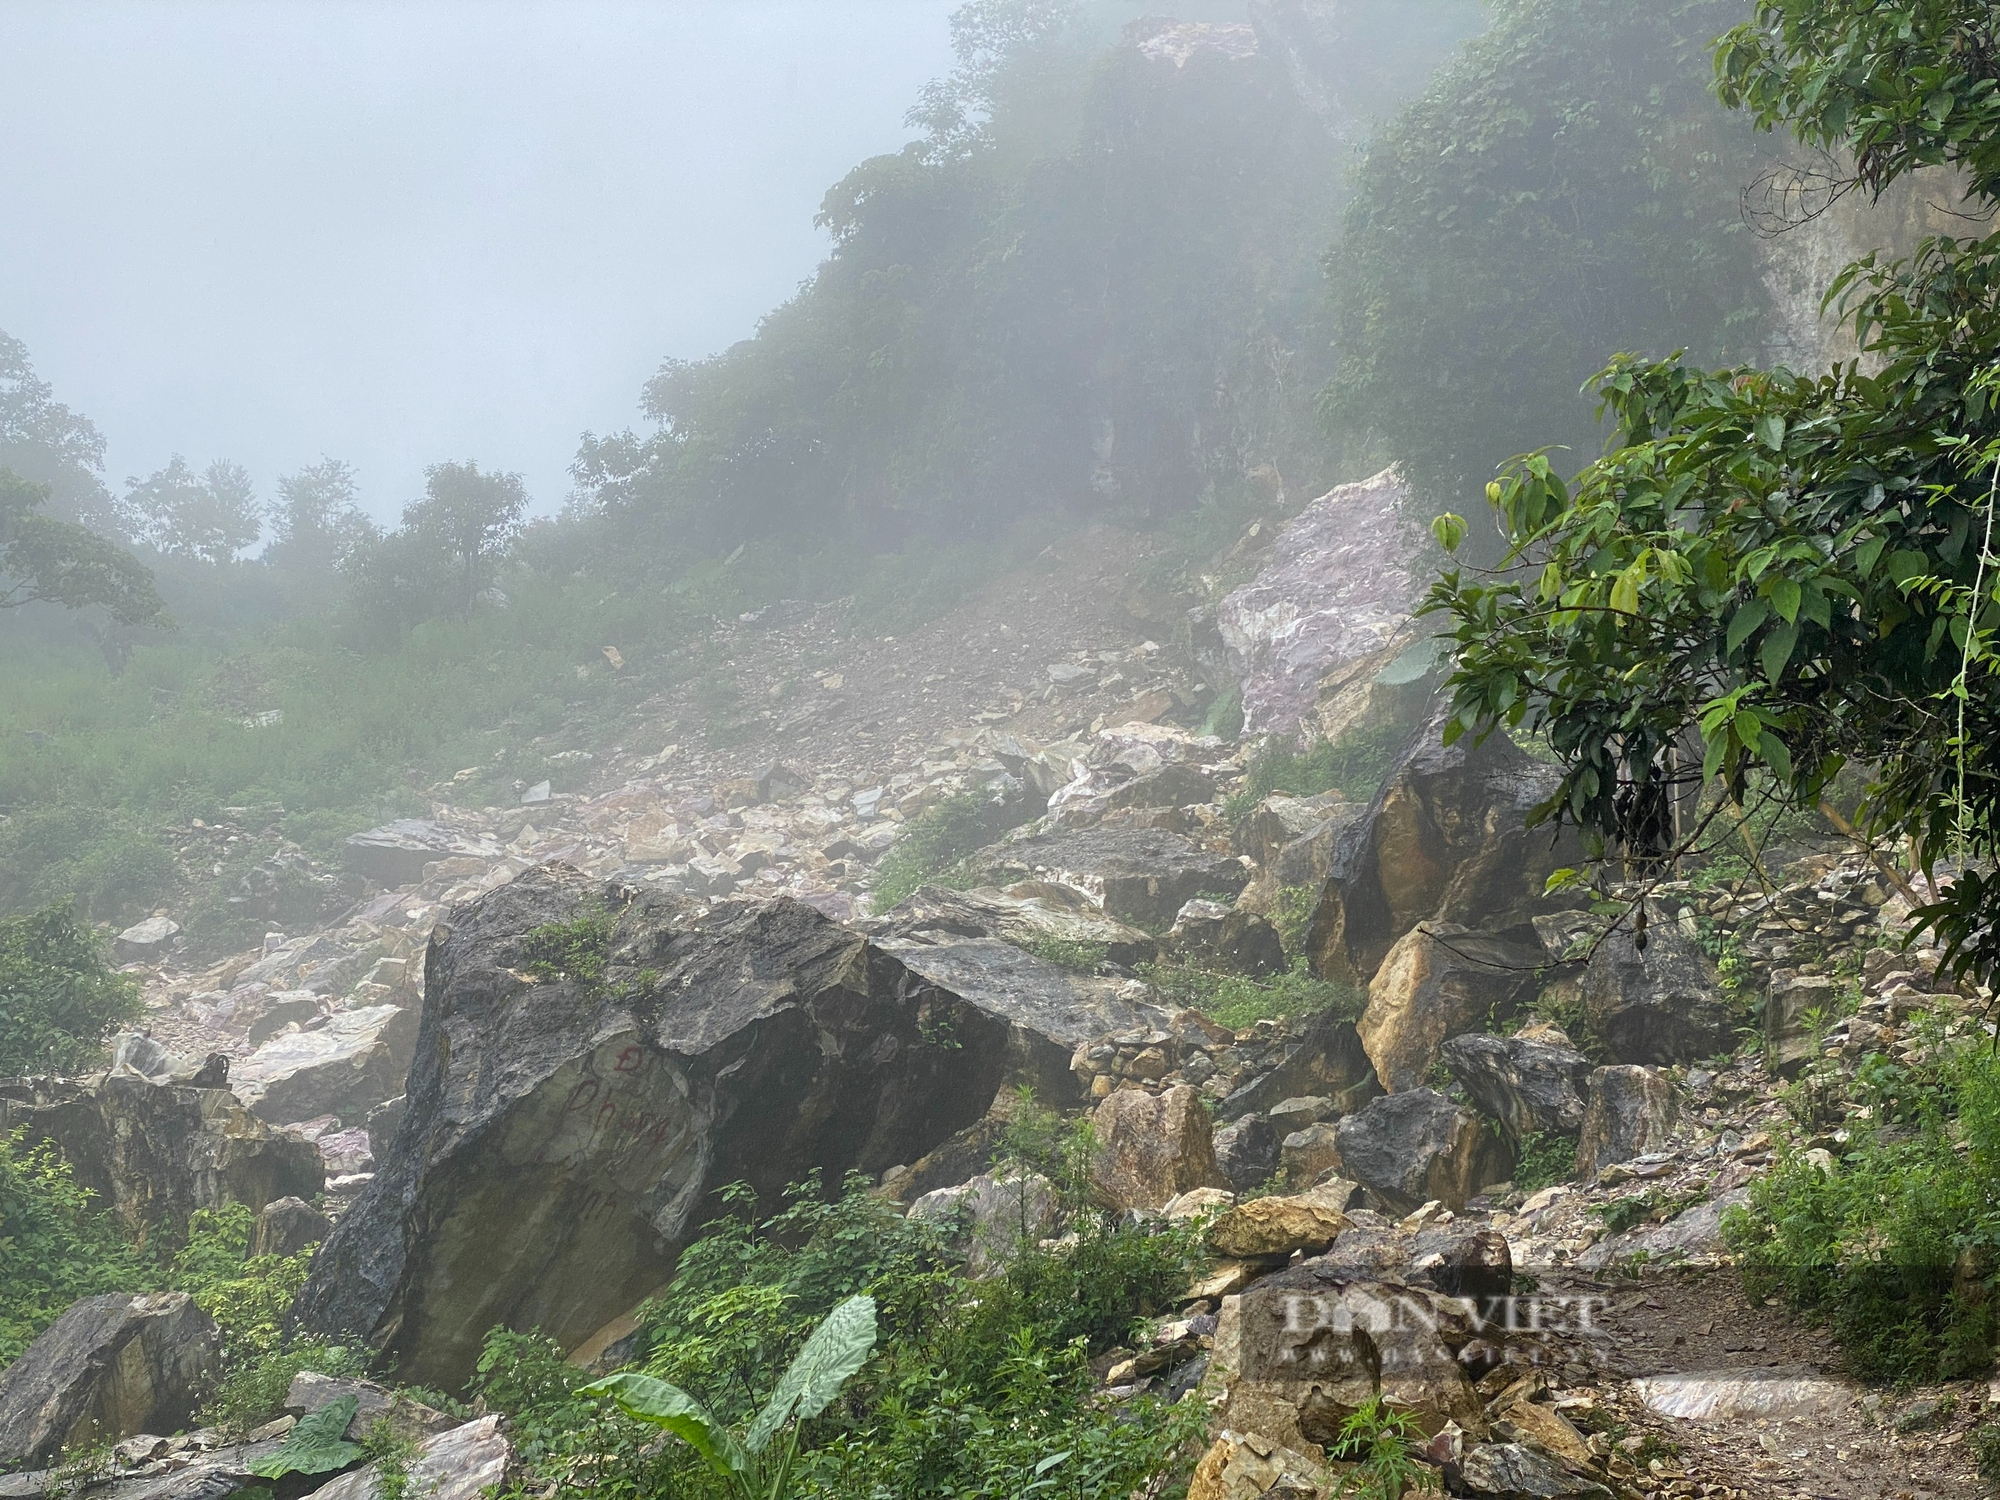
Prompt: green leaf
<box><xmin>250</xmin><ymin>1397</ymin><xmax>364</xmax><ymax>1479</ymax></box>
<box><xmin>1854</xmin><ymin>536</ymin><xmax>1886</xmax><ymax>579</ymax></box>
<box><xmin>1886</xmin><ymin>549</ymin><xmax>1930</xmax><ymax>585</ymax></box>
<box><xmin>745</xmin><ymin>1294</ymin><xmax>877</xmax><ymax>1455</ymax></box>
<box><xmin>1769</xmin><ymin>577</ymin><xmax>1802</xmax><ymax>623</ymax></box>
<box><xmin>1609</xmin><ymin>565</ymin><xmax>1640</xmax><ymax>616</ymax></box>
<box><xmin>1759</xmin><ymin>620</ymin><xmax>1799</xmax><ymax>683</ymax></box>
<box><xmin>1431</xmin><ymin>512</ymin><xmax>1468</xmax><ymax>552</ymax></box>
<box><xmin>1725</xmin><ymin>599</ymin><xmax>1769</xmax><ymax>656</ymax></box>
<box><xmin>1756</xmin><ymin>413</ymin><xmax>1786</xmax><ymax>451</ymax></box>
<box><xmin>1732</xmin><ymin>710</ymin><xmax>1763</xmax><ymax>754</ymax></box>
<box><xmin>1761</xmin><ymin>732</ymin><xmax>1793</xmax><ymax>784</ymax></box>
<box><xmin>1543</xmin><ymin>867</ymin><xmax>1588</xmax><ymax>897</ymax></box>
<box><xmin>583</xmin><ymin>1373</ymin><xmax>750</xmax><ymax>1480</ymax></box>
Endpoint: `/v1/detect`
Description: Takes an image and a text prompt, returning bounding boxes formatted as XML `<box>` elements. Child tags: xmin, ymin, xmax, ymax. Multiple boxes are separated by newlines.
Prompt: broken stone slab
<box><xmin>1216</xmin><ymin>467</ymin><xmax>1426</xmax><ymax>741</ymax></box>
<box><xmin>293</xmin><ymin>869</ymin><xmax>1015</xmax><ymax>1389</ymax></box>
<box><xmin>1574</xmin><ymin>1187</ymin><xmax>1748</xmax><ymax>1270</ymax></box>
<box><xmin>301</xmin><ymin>1414</ymin><xmax>509</xmax><ymax>1500</ymax></box>
<box><xmin>906</xmin><ymin>1171</ymin><xmax>1058</xmax><ymax>1275</ymax></box>
<box><xmin>1358</xmin><ymin>925</ymin><xmax>1545</xmax><ymax>1093</ymax></box>
<box><xmin>1440</xmin><ymin>1031</ymin><xmax>1591</xmax><ymax>1144</ymax></box>
<box><xmin>963</xmin><ymin>827</ymin><xmax>1247</xmax><ymax>928</ymax></box>
<box><xmin>886</xmin><ymin>937</ymin><xmax>1172</xmax><ymax>1107</ymax></box>
<box><xmin>0</xmin><ymin>1075</ymin><xmax>323</xmax><ymax>1248</ymax></box>
<box><xmin>1205</xmin><ymin>1194</ymin><xmax>1349</xmax><ymax>1260</ymax></box>
<box><xmin>1185</xmin><ymin>1427</ymin><xmax>1328</xmax><ymax>1500</ymax></box>
<box><xmin>1631</xmin><ymin>1366</ymin><xmax>1854</xmax><ymax>1422</ymax></box>
<box><xmin>1334</xmin><ymin>1089</ymin><xmax>1507</xmax><ymax>1215</ymax></box>
<box><xmin>1088</xmin><ymin>1084</ymin><xmax>1227</xmax><ymax>1213</ymax></box>
<box><xmin>1305</xmin><ymin>703</ymin><xmax>1576</xmax><ymax>987</ymax></box>
<box><xmin>1217</xmin><ymin>1010</ymin><xmax>1379</xmax><ymax>1122</ymax></box>
<box><xmin>1457</xmin><ymin>1441</ymin><xmax>1611</xmax><ymax>1498</ymax></box>
<box><xmin>1573</xmin><ymin>1066</ymin><xmax>1677</xmax><ymax>1180</ymax></box>
<box><xmin>342</xmin><ymin>820</ymin><xmax>503</xmax><ymax>888</ymax></box>
<box><xmin>871</xmin><ymin>882</ymin><xmax>1158</xmax><ymax>967</ymax></box>
<box><xmin>113</xmin><ymin>917</ymin><xmax>180</xmax><ymax>963</ymax></box>
<box><xmin>1212</xmin><ymin>1112</ymin><xmax>1280</xmax><ymax>1195</ymax></box>
<box><xmin>1166</xmin><ymin>900</ymin><xmax>1285</xmax><ymax>977</ymax></box>
<box><xmin>1765</xmin><ymin>970</ymin><xmax>1842</xmax><ymax>1079</ymax></box>
<box><xmin>1580</xmin><ymin>915</ymin><xmax>1731</xmax><ymax>1066</ymax></box>
<box><xmin>0</xmin><ymin>1294</ymin><xmax>218</xmax><ymax>1470</ymax></box>
<box><xmin>250</xmin><ymin>1196</ymin><xmax>332</xmax><ymax>1260</ymax></box>
<box><xmin>230</xmin><ymin>1005</ymin><xmax>418</xmax><ymax>1125</ymax></box>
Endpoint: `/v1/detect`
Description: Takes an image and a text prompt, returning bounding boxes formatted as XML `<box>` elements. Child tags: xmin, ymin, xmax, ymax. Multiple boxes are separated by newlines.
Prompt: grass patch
<box><xmin>1223</xmin><ymin>719</ymin><xmax>1413</xmax><ymax>823</ymax></box>
<box><xmin>1512</xmin><ymin>1130</ymin><xmax>1578</xmax><ymax>1193</ymax></box>
<box><xmin>1141</xmin><ymin>958</ymin><xmax>1359</xmax><ymax>1031</ymax></box>
<box><xmin>1015</xmin><ymin>936</ymin><xmax>1109</xmax><ymax>971</ymax></box>
<box><xmin>871</xmin><ymin>793</ymin><xmax>1025</xmax><ymax>912</ymax></box>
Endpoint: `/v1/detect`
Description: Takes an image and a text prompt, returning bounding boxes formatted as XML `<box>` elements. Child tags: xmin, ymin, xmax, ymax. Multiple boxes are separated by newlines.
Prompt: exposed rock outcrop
<box><xmin>0</xmin><ymin>1294</ymin><xmax>218</xmax><ymax>1470</ymax></box>
<box><xmin>0</xmin><ymin>1075</ymin><xmax>323</xmax><ymax>1248</ymax></box>
<box><xmin>1357</xmin><ymin>924</ymin><xmax>1544</xmax><ymax>1093</ymax></box>
<box><xmin>1580</xmin><ymin>919</ymin><xmax>1731</xmax><ymax>1066</ymax></box>
<box><xmin>1440</xmin><ymin>1030</ymin><xmax>1592</xmax><ymax>1144</ymax></box>
<box><xmin>872</xmin><ymin>883</ymin><xmax>1158</xmax><ymax>967</ymax></box>
<box><xmin>293</xmin><ymin>868</ymin><xmax>1016</xmax><ymax>1388</ymax></box>
<box><xmin>1305</xmin><ymin>708</ymin><xmax>1574</xmax><ymax>988</ymax></box>
<box><xmin>230</xmin><ymin>1005</ymin><xmax>419</xmax><ymax>1126</ymax></box>
<box><xmin>1334</xmin><ymin>1089</ymin><xmax>1505</xmax><ymax>1214</ymax></box>
<box><xmin>963</xmin><ymin>827</ymin><xmax>1247</xmax><ymax>928</ymax></box>
<box><xmin>1216</xmin><ymin>467</ymin><xmax>1426</xmax><ymax>740</ymax></box>
<box><xmin>1574</xmin><ymin>1066</ymin><xmax>1678</xmax><ymax>1179</ymax></box>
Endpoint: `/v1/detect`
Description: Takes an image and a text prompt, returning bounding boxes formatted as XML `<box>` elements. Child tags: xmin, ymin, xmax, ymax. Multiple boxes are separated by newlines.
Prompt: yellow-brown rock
<box><xmin>1206</xmin><ymin>1195</ymin><xmax>1350</xmax><ymax>1260</ymax></box>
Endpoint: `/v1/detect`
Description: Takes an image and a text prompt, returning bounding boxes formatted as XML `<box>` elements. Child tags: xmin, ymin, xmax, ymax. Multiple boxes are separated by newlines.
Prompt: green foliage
<box><xmin>1324</xmin><ymin>1397</ymin><xmax>1442</xmax><ymax>1498</ymax></box>
<box><xmin>1430</xmin><ymin>0</ymin><xmax>2000</xmax><ymax>984</ymax></box>
<box><xmin>169</xmin><ymin>1204</ymin><xmax>315</xmax><ymax>1367</ymax></box>
<box><xmin>202</xmin><ymin>1341</ymin><xmax>368</xmax><ymax>1441</ymax></box>
<box><xmin>1015</xmin><ymin>936</ymin><xmax>1107</xmax><ymax>972</ymax></box>
<box><xmin>0</xmin><ymin>903</ymin><xmax>141</xmax><ymax>1075</ymax></box>
<box><xmin>871</xmin><ymin>793</ymin><xmax>1022</xmax><ymax>912</ymax></box>
<box><xmin>1726</xmin><ymin>1030</ymin><xmax>2000</xmax><ymax>1384</ymax></box>
<box><xmin>518</xmin><ymin>908</ymin><xmax>618</xmax><ymax>989</ymax></box>
<box><xmin>1512</xmin><ymin>1131</ymin><xmax>1579</xmax><ymax>1193</ymax></box>
<box><xmin>1225</xmin><ymin>720</ymin><xmax>1410</xmax><ymax>821</ymax></box>
<box><xmin>249</xmin><ymin>1396</ymin><xmax>365</xmax><ymax>1480</ymax></box>
<box><xmin>0</xmin><ymin>1129</ymin><xmax>150</xmax><ymax>1366</ymax></box>
<box><xmin>1329</xmin><ymin>0</ymin><xmax>1767</xmax><ymax>513</ymax></box>
<box><xmin>0</xmin><ymin>469</ymin><xmax>163</xmax><ymax>624</ymax></box>
<box><xmin>360</xmin><ymin>1419</ymin><xmax>421</xmax><ymax>1500</ymax></box>
<box><xmin>1143</xmin><ymin>957</ymin><xmax>1360</xmax><ymax>1031</ymax></box>
<box><xmin>473</xmin><ymin>1327</ymin><xmax>686</xmax><ymax>1500</ymax></box>
<box><xmin>1271</xmin><ymin>884</ymin><xmax>1318</xmax><ymax>959</ymax></box>
<box><xmin>587</xmin><ymin>1296</ymin><xmax>880</xmax><ymax>1500</ymax></box>
<box><xmin>1973</xmin><ymin>1420</ymin><xmax>2000</xmax><ymax>1489</ymax></box>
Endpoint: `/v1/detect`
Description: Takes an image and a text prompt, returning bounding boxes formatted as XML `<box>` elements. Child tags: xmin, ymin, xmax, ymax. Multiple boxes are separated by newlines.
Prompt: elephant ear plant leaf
<box><xmin>249</xmin><ymin>1395</ymin><xmax>364</xmax><ymax>1479</ymax></box>
<box><xmin>584</xmin><ymin>1293</ymin><xmax>877</xmax><ymax>1500</ymax></box>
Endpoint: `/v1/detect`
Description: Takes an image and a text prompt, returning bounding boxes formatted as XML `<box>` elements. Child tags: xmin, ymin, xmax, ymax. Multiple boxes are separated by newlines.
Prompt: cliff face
<box><xmin>1755</xmin><ymin>155</ymin><xmax>1999</xmax><ymax>371</ymax></box>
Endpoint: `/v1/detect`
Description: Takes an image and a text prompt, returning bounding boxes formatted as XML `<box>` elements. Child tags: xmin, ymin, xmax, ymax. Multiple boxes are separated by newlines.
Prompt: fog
<box><xmin>0</xmin><ymin>0</ymin><xmax>957</xmax><ymax>520</ymax></box>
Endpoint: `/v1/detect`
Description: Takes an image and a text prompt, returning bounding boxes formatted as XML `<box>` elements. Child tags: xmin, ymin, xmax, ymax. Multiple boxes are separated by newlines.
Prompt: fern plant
<box><xmin>583</xmin><ymin>1294</ymin><xmax>876</xmax><ymax>1500</ymax></box>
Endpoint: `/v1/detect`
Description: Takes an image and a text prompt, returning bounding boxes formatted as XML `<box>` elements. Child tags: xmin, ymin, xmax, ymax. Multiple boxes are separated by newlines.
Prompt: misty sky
<box><xmin>0</xmin><ymin>1</ymin><xmax>958</xmax><ymax>522</ymax></box>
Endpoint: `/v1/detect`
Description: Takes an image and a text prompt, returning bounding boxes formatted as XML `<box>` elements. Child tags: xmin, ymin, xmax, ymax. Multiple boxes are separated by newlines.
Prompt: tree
<box><xmin>123</xmin><ymin>455</ymin><xmax>263</xmax><ymax>563</ymax></box>
<box><xmin>1431</xmin><ymin>0</ymin><xmax>2000</xmax><ymax>982</ymax></box>
<box><xmin>0</xmin><ymin>903</ymin><xmax>142</xmax><ymax>1076</ymax></box>
<box><xmin>405</xmin><ymin>460</ymin><xmax>527</xmax><ymax>617</ymax></box>
<box><xmin>0</xmin><ymin>329</ymin><xmax>122</xmax><ymax>536</ymax></box>
<box><xmin>266</xmin><ymin>457</ymin><xmax>378</xmax><ymax>573</ymax></box>
<box><xmin>0</xmin><ymin>469</ymin><xmax>163</xmax><ymax>625</ymax></box>
<box><xmin>1327</xmin><ymin>0</ymin><xmax>1768</xmax><ymax>517</ymax></box>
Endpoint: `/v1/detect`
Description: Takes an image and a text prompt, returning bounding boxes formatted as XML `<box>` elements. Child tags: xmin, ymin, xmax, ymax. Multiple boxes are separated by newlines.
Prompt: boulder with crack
<box><xmin>0</xmin><ymin>1075</ymin><xmax>323</xmax><ymax>1249</ymax></box>
<box><xmin>1088</xmin><ymin>1084</ymin><xmax>1227</xmax><ymax>1213</ymax></box>
<box><xmin>1580</xmin><ymin>915</ymin><xmax>1731</xmax><ymax>1066</ymax></box>
<box><xmin>1357</xmin><ymin>925</ymin><xmax>1544</xmax><ymax>1093</ymax></box>
<box><xmin>1574</xmin><ymin>1066</ymin><xmax>1678</xmax><ymax>1179</ymax></box>
<box><xmin>1216</xmin><ymin>467</ymin><xmax>1426</xmax><ymax>740</ymax></box>
<box><xmin>1334</xmin><ymin>1089</ymin><xmax>1507</xmax><ymax>1214</ymax></box>
<box><xmin>963</xmin><ymin>827</ymin><xmax>1247</xmax><ymax>929</ymax></box>
<box><xmin>1217</xmin><ymin>1009</ymin><xmax>1379</xmax><ymax>1122</ymax></box>
<box><xmin>1166</xmin><ymin>899</ymin><xmax>1285</xmax><ymax>977</ymax></box>
<box><xmin>1439</xmin><ymin>1030</ymin><xmax>1591</xmax><ymax>1144</ymax></box>
<box><xmin>0</xmin><ymin>1294</ymin><xmax>218</xmax><ymax>1470</ymax></box>
<box><xmin>1305</xmin><ymin>705</ymin><xmax>1575</xmax><ymax>988</ymax></box>
<box><xmin>229</xmin><ymin>1005</ymin><xmax>419</xmax><ymax>1126</ymax></box>
<box><xmin>292</xmin><ymin>869</ymin><xmax>1015</xmax><ymax>1389</ymax></box>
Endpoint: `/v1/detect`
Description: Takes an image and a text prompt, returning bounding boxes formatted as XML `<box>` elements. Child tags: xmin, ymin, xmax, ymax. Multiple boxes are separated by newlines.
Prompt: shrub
<box><xmin>1223</xmin><ymin>719</ymin><xmax>1413</xmax><ymax>822</ymax></box>
<box><xmin>871</xmin><ymin>793</ymin><xmax>1023</xmax><ymax>912</ymax></box>
<box><xmin>0</xmin><ymin>1129</ymin><xmax>150</xmax><ymax>1365</ymax></box>
<box><xmin>0</xmin><ymin>904</ymin><xmax>142</xmax><ymax>1076</ymax></box>
<box><xmin>1726</xmin><ymin>1029</ymin><xmax>2000</xmax><ymax>1384</ymax></box>
<box><xmin>1512</xmin><ymin>1131</ymin><xmax>1578</xmax><ymax>1194</ymax></box>
<box><xmin>1141</xmin><ymin>957</ymin><xmax>1359</xmax><ymax>1030</ymax></box>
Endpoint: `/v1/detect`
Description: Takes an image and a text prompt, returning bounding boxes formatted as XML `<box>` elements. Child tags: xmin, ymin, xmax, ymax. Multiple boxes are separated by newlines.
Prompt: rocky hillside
<box><xmin>1</xmin><ymin>470</ymin><xmax>1995</xmax><ymax>1499</ymax></box>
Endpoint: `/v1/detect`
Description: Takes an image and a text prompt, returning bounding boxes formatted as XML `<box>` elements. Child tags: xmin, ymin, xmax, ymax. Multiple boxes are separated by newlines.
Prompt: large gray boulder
<box><xmin>885</xmin><ymin>938</ymin><xmax>1172</xmax><ymax>1107</ymax></box>
<box><xmin>1580</xmin><ymin>919</ymin><xmax>1732</xmax><ymax>1066</ymax></box>
<box><xmin>0</xmin><ymin>1294</ymin><xmax>218</xmax><ymax>1470</ymax></box>
<box><xmin>293</xmin><ymin>869</ymin><xmax>1015</xmax><ymax>1389</ymax></box>
<box><xmin>1216</xmin><ymin>467</ymin><xmax>1426</xmax><ymax>740</ymax></box>
<box><xmin>229</xmin><ymin>1004</ymin><xmax>418</xmax><ymax>1125</ymax></box>
<box><xmin>1440</xmin><ymin>1030</ymin><xmax>1592</xmax><ymax>1144</ymax></box>
<box><xmin>963</xmin><ymin>827</ymin><xmax>1247</xmax><ymax>929</ymax></box>
<box><xmin>1305</xmin><ymin>705</ymin><xmax>1575</xmax><ymax>987</ymax></box>
<box><xmin>1574</xmin><ymin>1066</ymin><xmax>1678</xmax><ymax>1179</ymax></box>
<box><xmin>1217</xmin><ymin>1009</ymin><xmax>1379</xmax><ymax>1121</ymax></box>
<box><xmin>1334</xmin><ymin>1088</ymin><xmax>1506</xmax><ymax>1215</ymax></box>
<box><xmin>0</xmin><ymin>1076</ymin><xmax>323</xmax><ymax>1249</ymax></box>
<box><xmin>1765</xmin><ymin>970</ymin><xmax>1841</xmax><ymax>1078</ymax></box>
